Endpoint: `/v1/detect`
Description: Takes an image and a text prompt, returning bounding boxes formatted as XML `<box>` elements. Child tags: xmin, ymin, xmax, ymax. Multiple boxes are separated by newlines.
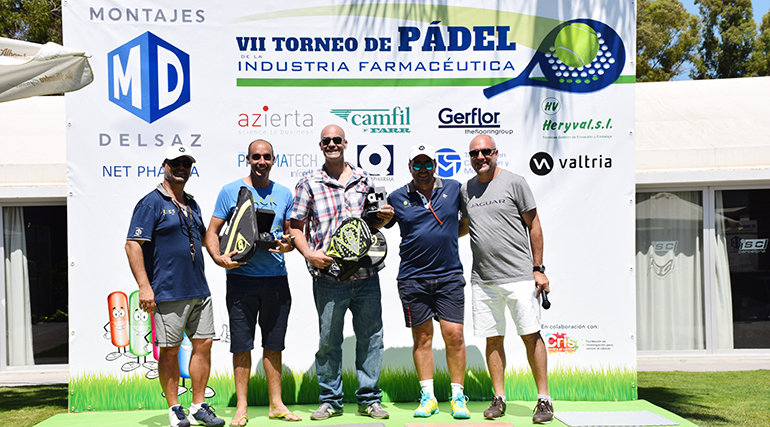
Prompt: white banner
<box><xmin>64</xmin><ymin>0</ymin><xmax>636</xmax><ymax>410</ymax></box>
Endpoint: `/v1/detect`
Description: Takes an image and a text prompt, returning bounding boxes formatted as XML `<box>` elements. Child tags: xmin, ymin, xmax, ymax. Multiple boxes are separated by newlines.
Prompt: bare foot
<box><xmin>269</xmin><ymin>404</ymin><xmax>302</xmax><ymax>421</ymax></box>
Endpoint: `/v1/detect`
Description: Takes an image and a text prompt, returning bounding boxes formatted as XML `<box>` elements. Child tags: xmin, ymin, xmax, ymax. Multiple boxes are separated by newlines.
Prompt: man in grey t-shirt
<box><xmin>459</xmin><ymin>134</ymin><xmax>553</xmax><ymax>424</ymax></box>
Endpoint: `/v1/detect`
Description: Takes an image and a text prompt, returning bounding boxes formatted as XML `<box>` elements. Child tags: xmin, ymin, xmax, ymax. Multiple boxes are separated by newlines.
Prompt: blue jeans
<box><xmin>313</xmin><ymin>274</ymin><xmax>384</xmax><ymax>409</ymax></box>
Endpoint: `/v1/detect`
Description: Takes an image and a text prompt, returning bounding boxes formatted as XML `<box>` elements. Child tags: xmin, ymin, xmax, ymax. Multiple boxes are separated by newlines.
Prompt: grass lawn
<box><xmin>638</xmin><ymin>370</ymin><xmax>770</xmax><ymax>427</ymax></box>
<box><xmin>2</xmin><ymin>371</ymin><xmax>769</xmax><ymax>427</ymax></box>
<box><xmin>0</xmin><ymin>384</ymin><xmax>68</xmax><ymax>427</ymax></box>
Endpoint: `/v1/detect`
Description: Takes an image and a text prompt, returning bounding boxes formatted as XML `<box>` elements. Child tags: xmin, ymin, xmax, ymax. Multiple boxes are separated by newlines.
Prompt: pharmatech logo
<box><xmin>437</xmin><ymin>148</ymin><xmax>462</xmax><ymax>178</ymax></box>
<box><xmin>357</xmin><ymin>144</ymin><xmax>393</xmax><ymax>176</ymax></box>
<box><xmin>108</xmin><ymin>32</ymin><xmax>190</xmax><ymax>123</ymax></box>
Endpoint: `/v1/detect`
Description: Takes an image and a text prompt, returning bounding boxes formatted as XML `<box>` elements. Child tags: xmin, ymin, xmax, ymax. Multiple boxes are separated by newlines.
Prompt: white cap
<box><xmin>408</xmin><ymin>144</ymin><xmax>436</xmax><ymax>161</ymax></box>
<box><xmin>163</xmin><ymin>146</ymin><xmax>196</xmax><ymax>163</ymax></box>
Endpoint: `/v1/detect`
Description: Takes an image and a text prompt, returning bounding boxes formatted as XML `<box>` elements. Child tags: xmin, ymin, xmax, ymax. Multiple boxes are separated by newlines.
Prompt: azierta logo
<box><xmin>108</xmin><ymin>32</ymin><xmax>191</xmax><ymax>123</ymax></box>
<box><xmin>330</xmin><ymin>107</ymin><xmax>410</xmax><ymax>133</ymax></box>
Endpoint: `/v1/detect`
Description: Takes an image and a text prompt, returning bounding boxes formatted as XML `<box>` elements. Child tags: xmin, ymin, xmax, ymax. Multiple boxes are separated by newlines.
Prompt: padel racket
<box><xmin>219</xmin><ymin>186</ymin><xmax>258</xmax><ymax>262</ymax></box>
<box><xmin>484</xmin><ymin>19</ymin><xmax>626</xmax><ymax>98</ymax></box>
<box><xmin>322</xmin><ymin>217</ymin><xmax>388</xmax><ymax>281</ymax></box>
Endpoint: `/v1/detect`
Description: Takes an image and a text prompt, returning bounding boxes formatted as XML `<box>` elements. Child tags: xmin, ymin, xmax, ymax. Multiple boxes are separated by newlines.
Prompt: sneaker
<box><xmin>483</xmin><ymin>395</ymin><xmax>507</xmax><ymax>420</ymax></box>
<box><xmin>532</xmin><ymin>398</ymin><xmax>554</xmax><ymax>424</ymax></box>
<box><xmin>169</xmin><ymin>405</ymin><xmax>191</xmax><ymax>427</ymax></box>
<box><xmin>190</xmin><ymin>403</ymin><xmax>225</xmax><ymax>427</ymax></box>
<box><xmin>358</xmin><ymin>401</ymin><xmax>389</xmax><ymax>419</ymax></box>
<box><xmin>310</xmin><ymin>403</ymin><xmax>342</xmax><ymax>420</ymax></box>
<box><xmin>413</xmin><ymin>390</ymin><xmax>439</xmax><ymax>417</ymax></box>
<box><xmin>450</xmin><ymin>393</ymin><xmax>471</xmax><ymax>419</ymax></box>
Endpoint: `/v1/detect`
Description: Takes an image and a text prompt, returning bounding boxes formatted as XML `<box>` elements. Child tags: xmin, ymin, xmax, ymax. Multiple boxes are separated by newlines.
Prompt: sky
<box><xmin>681</xmin><ymin>0</ymin><xmax>770</xmax><ymax>26</ymax></box>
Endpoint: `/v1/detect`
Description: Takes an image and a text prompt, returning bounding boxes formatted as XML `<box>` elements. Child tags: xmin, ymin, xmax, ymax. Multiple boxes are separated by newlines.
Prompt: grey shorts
<box><xmin>154</xmin><ymin>297</ymin><xmax>216</xmax><ymax>347</ymax></box>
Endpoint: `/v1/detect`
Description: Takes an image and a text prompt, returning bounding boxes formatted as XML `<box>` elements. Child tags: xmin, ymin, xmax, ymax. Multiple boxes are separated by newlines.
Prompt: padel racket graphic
<box><xmin>484</xmin><ymin>19</ymin><xmax>626</xmax><ymax>98</ymax></box>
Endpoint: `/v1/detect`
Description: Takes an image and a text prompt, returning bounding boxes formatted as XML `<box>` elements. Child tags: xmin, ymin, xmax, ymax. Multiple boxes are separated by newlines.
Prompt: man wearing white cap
<box><xmin>125</xmin><ymin>146</ymin><xmax>224</xmax><ymax>427</ymax></box>
<box><xmin>384</xmin><ymin>144</ymin><xmax>470</xmax><ymax>419</ymax></box>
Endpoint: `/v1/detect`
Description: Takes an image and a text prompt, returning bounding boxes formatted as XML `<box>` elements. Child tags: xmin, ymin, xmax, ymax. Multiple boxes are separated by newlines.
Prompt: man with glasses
<box><xmin>289</xmin><ymin>124</ymin><xmax>394</xmax><ymax>421</ymax></box>
<box><xmin>383</xmin><ymin>144</ymin><xmax>470</xmax><ymax>419</ymax></box>
<box><xmin>460</xmin><ymin>134</ymin><xmax>553</xmax><ymax>424</ymax></box>
<box><xmin>125</xmin><ymin>146</ymin><xmax>224</xmax><ymax>427</ymax></box>
<box><xmin>204</xmin><ymin>139</ymin><xmax>298</xmax><ymax>426</ymax></box>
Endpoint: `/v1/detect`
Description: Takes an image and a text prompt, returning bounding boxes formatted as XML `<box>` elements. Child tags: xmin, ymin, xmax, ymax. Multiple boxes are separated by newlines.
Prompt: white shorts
<box><xmin>472</xmin><ymin>280</ymin><xmax>541</xmax><ymax>337</ymax></box>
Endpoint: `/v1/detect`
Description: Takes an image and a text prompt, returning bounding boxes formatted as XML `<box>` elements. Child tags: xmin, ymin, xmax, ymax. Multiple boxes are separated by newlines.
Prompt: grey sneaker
<box><xmin>483</xmin><ymin>396</ymin><xmax>507</xmax><ymax>420</ymax></box>
<box><xmin>310</xmin><ymin>403</ymin><xmax>342</xmax><ymax>420</ymax></box>
<box><xmin>169</xmin><ymin>405</ymin><xmax>191</xmax><ymax>427</ymax></box>
<box><xmin>358</xmin><ymin>401</ymin><xmax>389</xmax><ymax>419</ymax></box>
<box><xmin>191</xmin><ymin>403</ymin><xmax>225</xmax><ymax>427</ymax></box>
<box><xmin>532</xmin><ymin>398</ymin><xmax>554</xmax><ymax>424</ymax></box>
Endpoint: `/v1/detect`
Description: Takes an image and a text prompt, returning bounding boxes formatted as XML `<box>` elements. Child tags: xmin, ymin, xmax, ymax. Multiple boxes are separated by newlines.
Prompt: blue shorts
<box><xmin>226</xmin><ymin>274</ymin><xmax>291</xmax><ymax>353</ymax></box>
<box><xmin>397</xmin><ymin>272</ymin><xmax>465</xmax><ymax>327</ymax></box>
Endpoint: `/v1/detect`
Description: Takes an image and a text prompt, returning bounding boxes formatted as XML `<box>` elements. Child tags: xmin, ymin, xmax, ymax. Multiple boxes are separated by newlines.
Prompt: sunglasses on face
<box><xmin>166</xmin><ymin>158</ymin><xmax>193</xmax><ymax>168</ymax></box>
<box><xmin>411</xmin><ymin>161</ymin><xmax>434</xmax><ymax>171</ymax></box>
<box><xmin>469</xmin><ymin>148</ymin><xmax>496</xmax><ymax>158</ymax></box>
<box><xmin>250</xmin><ymin>153</ymin><xmax>273</xmax><ymax>161</ymax></box>
<box><xmin>321</xmin><ymin>136</ymin><xmax>343</xmax><ymax>146</ymax></box>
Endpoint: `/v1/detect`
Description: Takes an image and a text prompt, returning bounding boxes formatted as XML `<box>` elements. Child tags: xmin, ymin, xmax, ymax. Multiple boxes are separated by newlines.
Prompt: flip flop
<box><xmin>230</xmin><ymin>415</ymin><xmax>248</xmax><ymax>426</ymax></box>
<box><xmin>269</xmin><ymin>412</ymin><xmax>302</xmax><ymax>422</ymax></box>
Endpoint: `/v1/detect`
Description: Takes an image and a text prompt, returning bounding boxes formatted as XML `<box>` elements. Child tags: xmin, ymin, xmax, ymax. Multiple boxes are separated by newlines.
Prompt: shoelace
<box><xmin>172</xmin><ymin>406</ymin><xmax>187</xmax><ymax>420</ymax></box>
<box><xmin>534</xmin><ymin>400</ymin><xmax>550</xmax><ymax>413</ymax></box>
<box><xmin>419</xmin><ymin>391</ymin><xmax>432</xmax><ymax>405</ymax></box>
<box><xmin>453</xmin><ymin>395</ymin><xmax>469</xmax><ymax>407</ymax></box>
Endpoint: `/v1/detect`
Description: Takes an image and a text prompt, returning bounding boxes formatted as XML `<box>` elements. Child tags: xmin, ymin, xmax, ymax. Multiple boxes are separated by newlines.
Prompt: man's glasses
<box><xmin>469</xmin><ymin>148</ymin><xmax>496</xmax><ymax>158</ymax></box>
<box><xmin>250</xmin><ymin>153</ymin><xmax>273</xmax><ymax>161</ymax></box>
<box><xmin>412</xmin><ymin>161</ymin><xmax>434</xmax><ymax>171</ymax></box>
<box><xmin>321</xmin><ymin>136</ymin><xmax>343</xmax><ymax>146</ymax></box>
<box><xmin>166</xmin><ymin>158</ymin><xmax>193</xmax><ymax>168</ymax></box>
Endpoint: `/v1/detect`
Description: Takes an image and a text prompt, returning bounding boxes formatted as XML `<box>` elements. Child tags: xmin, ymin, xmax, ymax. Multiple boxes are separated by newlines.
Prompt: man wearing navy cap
<box><xmin>125</xmin><ymin>146</ymin><xmax>224</xmax><ymax>427</ymax></box>
<box><xmin>384</xmin><ymin>144</ymin><xmax>470</xmax><ymax>419</ymax></box>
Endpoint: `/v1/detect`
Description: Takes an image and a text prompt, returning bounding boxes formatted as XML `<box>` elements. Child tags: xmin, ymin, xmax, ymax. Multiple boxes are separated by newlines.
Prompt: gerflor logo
<box><xmin>108</xmin><ymin>32</ymin><xmax>191</xmax><ymax>123</ymax></box>
<box><xmin>330</xmin><ymin>107</ymin><xmax>410</xmax><ymax>133</ymax></box>
<box><xmin>529</xmin><ymin>152</ymin><xmax>612</xmax><ymax>176</ymax></box>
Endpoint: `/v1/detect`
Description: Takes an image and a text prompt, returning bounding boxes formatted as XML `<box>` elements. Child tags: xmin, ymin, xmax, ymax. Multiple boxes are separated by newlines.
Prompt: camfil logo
<box><xmin>437</xmin><ymin>148</ymin><xmax>462</xmax><ymax>178</ymax></box>
<box><xmin>108</xmin><ymin>32</ymin><xmax>190</xmax><ymax>123</ymax></box>
<box><xmin>357</xmin><ymin>144</ymin><xmax>394</xmax><ymax>181</ymax></box>
<box><xmin>330</xmin><ymin>107</ymin><xmax>410</xmax><ymax>133</ymax></box>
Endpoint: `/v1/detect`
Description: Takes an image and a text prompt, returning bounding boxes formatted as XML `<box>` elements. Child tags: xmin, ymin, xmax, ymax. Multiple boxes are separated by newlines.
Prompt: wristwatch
<box><xmin>533</xmin><ymin>265</ymin><xmax>546</xmax><ymax>273</ymax></box>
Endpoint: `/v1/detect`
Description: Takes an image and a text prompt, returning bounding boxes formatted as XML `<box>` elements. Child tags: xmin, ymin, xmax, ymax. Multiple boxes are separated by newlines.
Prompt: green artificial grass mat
<box><xmin>36</xmin><ymin>399</ymin><xmax>697</xmax><ymax>427</ymax></box>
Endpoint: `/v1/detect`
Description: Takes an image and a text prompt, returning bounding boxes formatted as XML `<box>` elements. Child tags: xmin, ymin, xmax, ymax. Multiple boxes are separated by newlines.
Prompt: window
<box><xmin>2</xmin><ymin>206</ymin><xmax>68</xmax><ymax>366</ymax></box>
<box><xmin>636</xmin><ymin>191</ymin><xmax>705</xmax><ymax>350</ymax></box>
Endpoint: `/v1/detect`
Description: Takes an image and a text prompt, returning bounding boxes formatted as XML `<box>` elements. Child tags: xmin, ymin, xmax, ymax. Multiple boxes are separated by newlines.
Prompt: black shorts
<box><xmin>397</xmin><ymin>272</ymin><xmax>465</xmax><ymax>328</ymax></box>
<box><xmin>226</xmin><ymin>274</ymin><xmax>291</xmax><ymax>353</ymax></box>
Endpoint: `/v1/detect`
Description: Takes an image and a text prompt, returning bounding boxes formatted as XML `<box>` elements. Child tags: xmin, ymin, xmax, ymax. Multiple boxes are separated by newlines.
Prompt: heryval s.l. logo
<box><xmin>108</xmin><ymin>32</ymin><xmax>190</xmax><ymax>123</ymax></box>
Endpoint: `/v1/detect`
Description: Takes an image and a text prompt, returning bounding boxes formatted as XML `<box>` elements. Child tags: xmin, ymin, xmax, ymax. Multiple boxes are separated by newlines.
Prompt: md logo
<box><xmin>437</xmin><ymin>148</ymin><xmax>462</xmax><ymax>178</ymax></box>
<box><xmin>108</xmin><ymin>32</ymin><xmax>190</xmax><ymax>123</ymax></box>
<box><xmin>357</xmin><ymin>144</ymin><xmax>393</xmax><ymax>176</ymax></box>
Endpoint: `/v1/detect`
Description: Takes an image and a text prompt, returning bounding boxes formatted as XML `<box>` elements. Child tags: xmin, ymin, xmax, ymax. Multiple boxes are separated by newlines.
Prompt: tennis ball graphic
<box><xmin>554</xmin><ymin>23</ymin><xmax>600</xmax><ymax>68</ymax></box>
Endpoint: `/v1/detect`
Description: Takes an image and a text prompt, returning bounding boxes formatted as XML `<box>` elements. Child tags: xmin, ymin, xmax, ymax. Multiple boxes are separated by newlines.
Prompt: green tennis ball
<box><xmin>554</xmin><ymin>23</ymin><xmax>600</xmax><ymax>68</ymax></box>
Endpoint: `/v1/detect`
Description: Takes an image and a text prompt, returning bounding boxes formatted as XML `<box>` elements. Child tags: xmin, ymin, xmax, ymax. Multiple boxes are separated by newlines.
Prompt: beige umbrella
<box><xmin>0</xmin><ymin>36</ymin><xmax>93</xmax><ymax>102</ymax></box>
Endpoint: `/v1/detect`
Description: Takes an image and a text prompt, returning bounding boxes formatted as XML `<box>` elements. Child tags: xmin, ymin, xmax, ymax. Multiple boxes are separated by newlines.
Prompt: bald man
<box><xmin>289</xmin><ymin>125</ymin><xmax>394</xmax><ymax>421</ymax></box>
<box><xmin>204</xmin><ymin>139</ymin><xmax>298</xmax><ymax>425</ymax></box>
<box><xmin>461</xmin><ymin>134</ymin><xmax>553</xmax><ymax>424</ymax></box>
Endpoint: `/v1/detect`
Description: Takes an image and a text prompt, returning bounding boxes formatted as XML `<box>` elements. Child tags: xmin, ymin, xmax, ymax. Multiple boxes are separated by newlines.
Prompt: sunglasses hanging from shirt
<box><xmin>219</xmin><ymin>186</ymin><xmax>277</xmax><ymax>262</ymax></box>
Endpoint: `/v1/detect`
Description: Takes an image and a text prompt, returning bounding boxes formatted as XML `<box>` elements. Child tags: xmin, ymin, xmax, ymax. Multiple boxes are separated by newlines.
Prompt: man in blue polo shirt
<box><xmin>385</xmin><ymin>144</ymin><xmax>470</xmax><ymax>419</ymax></box>
<box><xmin>204</xmin><ymin>139</ymin><xmax>298</xmax><ymax>426</ymax></box>
<box><xmin>125</xmin><ymin>146</ymin><xmax>224</xmax><ymax>427</ymax></box>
